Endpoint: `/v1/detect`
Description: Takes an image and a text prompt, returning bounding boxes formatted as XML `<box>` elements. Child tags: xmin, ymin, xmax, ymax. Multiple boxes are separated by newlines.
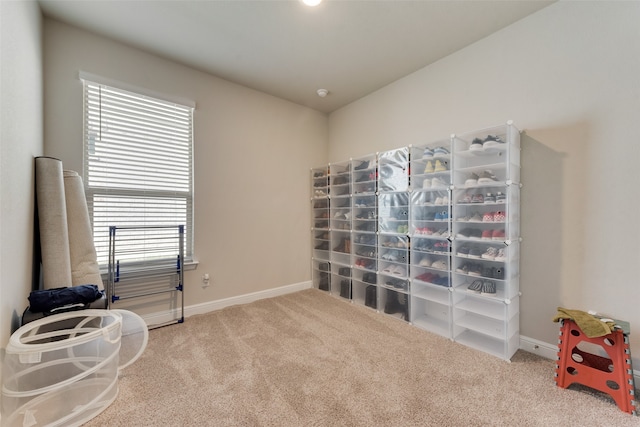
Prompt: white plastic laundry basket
<box><xmin>112</xmin><ymin>309</ymin><xmax>148</xmax><ymax>370</ymax></box>
<box><xmin>1</xmin><ymin>309</ymin><xmax>147</xmax><ymax>427</ymax></box>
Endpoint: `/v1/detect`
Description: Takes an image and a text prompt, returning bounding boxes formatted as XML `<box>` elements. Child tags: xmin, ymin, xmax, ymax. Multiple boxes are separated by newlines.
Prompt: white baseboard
<box><xmin>519</xmin><ymin>335</ymin><xmax>559</xmax><ymax>360</ymax></box>
<box><xmin>141</xmin><ymin>280</ymin><xmax>312</xmax><ymax>327</ymax></box>
<box><xmin>519</xmin><ymin>335</ymin><xmax>640</xmax><ymax>388</ymax></box>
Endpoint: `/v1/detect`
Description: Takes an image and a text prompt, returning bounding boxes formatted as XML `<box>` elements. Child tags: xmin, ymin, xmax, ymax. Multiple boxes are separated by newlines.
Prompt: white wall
<box><xmin>43</xmin><ymin>20</ymin><xmax>328</xmax><ymax>312</ymax></box>
<box><xmin>329</xmin><ymin>2</ymin><xmax>640</xmax><ymax>361</ymax></box>
<box><xmin>0</xmin><ymin>1</ymin><xmax>43</xmax><ymax>348</ymax></box>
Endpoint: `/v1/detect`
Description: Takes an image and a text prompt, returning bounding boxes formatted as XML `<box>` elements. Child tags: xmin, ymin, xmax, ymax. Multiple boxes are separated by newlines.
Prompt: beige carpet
<box><xmin>86</xmin><ymin>289</ymin><xmax>640</xmax><ymax>426</ymax></box>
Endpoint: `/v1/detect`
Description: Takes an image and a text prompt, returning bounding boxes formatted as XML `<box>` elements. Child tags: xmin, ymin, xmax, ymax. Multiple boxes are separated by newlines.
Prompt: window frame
<box><xmin>81</xmin><ymin>74</ymin><xmax>195</xmax><ymax>268</ymax></box>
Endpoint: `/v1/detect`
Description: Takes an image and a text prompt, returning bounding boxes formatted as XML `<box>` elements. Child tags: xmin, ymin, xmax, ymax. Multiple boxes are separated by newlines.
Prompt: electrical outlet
<box><xmin>202</xmin><ymin>273</ymin><xmax>210</xmax><ymax>288</ymax></box>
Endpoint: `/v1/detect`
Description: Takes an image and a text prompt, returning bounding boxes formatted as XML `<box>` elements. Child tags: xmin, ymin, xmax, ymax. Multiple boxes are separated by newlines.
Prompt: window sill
<box><xmin>184</xmin><ymin>259</ymin><xmax>199</xmax><ymax>271</ymax></box>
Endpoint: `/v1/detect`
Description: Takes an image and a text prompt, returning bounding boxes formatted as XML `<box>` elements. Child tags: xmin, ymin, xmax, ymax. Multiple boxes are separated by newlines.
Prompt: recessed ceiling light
<box><xmin>302</xmin><ymin>0</ymin><xmax>322</xmax><ymax>6</ymax></box>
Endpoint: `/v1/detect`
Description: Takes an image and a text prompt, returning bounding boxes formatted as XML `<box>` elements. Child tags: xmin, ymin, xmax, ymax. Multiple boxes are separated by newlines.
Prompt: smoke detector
<box><xmin>317</xmin><ymin>89</ymin><xmax>329</xmax><ymax>98</ymax></box>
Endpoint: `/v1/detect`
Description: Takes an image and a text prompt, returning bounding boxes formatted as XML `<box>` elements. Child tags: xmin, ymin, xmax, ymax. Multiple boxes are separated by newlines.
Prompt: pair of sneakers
<box><xmin>381</xmin><ymin>251</ymin><xmax>403</xmax><ymax>261</ymax></box>
<box><xmin>457</xmin><ymin>192</ymin><xmax>484</xmax><ymax>204</ymax></box>
<box><xmin>423</xmin><ymin>146</ymin><xmax>450</xmax><ymax>158</ymax></box>
<box><xmin>434</xmin><ymin>210</ymin><xmax>449</xmax><ymax>221</ymax></box>
<box><xmin>416</xmin><ymin>272</ymin><xmax>449</xmax><ymax>287</ymax></box>
<box><xmin>416</xmin><ymin>227</ymin><xmax>448</xmax><ymax>237</ymax></box>
<box><xmin>456</xmin><ymin>262</ymin><xmax>482</xmax><ymax>276</ymax></box>
<box><xmin>482</xmin><ymin>211</ymin><xmax>506</xmax><ymax>222</ymax></box>
<box><xmin>354</xmin><ymin>160</ymin><xmax>370</xmax><ymax>170</ymax></box>
<box><xmin>424</xmin><ymin>159</ymin><xmax>448</xmax><ymax>173</ymax></box>
<box><xmin>433</xmin><ymin>241</ymin><xmax>450</xmax><ymax>253</ymax></box>
<box><xmin>430</xmin><ymin>259</ymin><xmax>447</xmax><ymax>270</ymax></box>
<box><xmin>467</xmin><ymin>279</ymin><xmax>496</xmax><ymax>295</ymax></box>
<box><xmin>434</xmin><ymin>195</ymin><xmax>449</xmax><ymax>205</ymax></box>
<box><xmin>418</xmin><ymin>256</ymin><xmax>447</xmax><ymax>270</ymax></box>
<box><xmin>482</xmin><ymin>266</ymin><xmax>505</xmax><ymax>280</ymax></box>
<box><xmin>481</xmin><ymin>247</ymin><xmax>507</xmax><ymax>261</ymax></box>
<box><xmin>416</xmin><ymin>272</ymin><xmax>439</xmax><ymax>283</ymax></box>
<box><xmin>396</xmin><ymin>224</ymin><xmax>409</xmax><ymax>234</ymax></box>
<box><xmin>334</xmin><ymin>211</ymin><xmax>351</xmax><ymax>220</ymax></box>
<box><xmin>382</xmin><ymin>264</ymin><xmax>407</xmax><ymax>277</ymax></box>
<box><xmin>355</xmin><ymin>258</ymin><xmax>375</xmax><ymax>270</ymax></box>
<box><xmin>467</xmin><ymin>247</ymin><xmax>484</xmax><ymax>259</ymax></box>
<box><xmin>482</xmin><ymin>229</ymin><xmax>505</xmax><ymax>240</ymax></box>
<box><xmin>421</xmin><ymin>194</ymin><xmax>449</xmax><ymax>205</ymax></box>
<box><xmin>458</xmin><ymin>212</ymin><xmax>483</xmax><ymax>222</ymax></box>
<box><xmin>314</xmin><ymin>241</ymin><xmax>329</xmax><ymax>250</ymax></box>
<box><xmin>459</xmin><ymin>191</ymin><xmax>507</xmax><ymax>204</ymax></box>
<box><xmin>465</xmin><ymin>170</ymin><xmax>498</xmax><ymax>186</ymax></box>
<box><xmin>469</xmin><ymin>135</ymin><xmax>505</xmax><ymax>152</ymax></box>
<box><xmin>483</xmin><ymin>192</ymin><xmax>506</xmax><ymax>204</ymax></box>
<box><xmin>422</xmin><ymin>176</ymin><xmax>448</xmax><ymax>189</ymax></box>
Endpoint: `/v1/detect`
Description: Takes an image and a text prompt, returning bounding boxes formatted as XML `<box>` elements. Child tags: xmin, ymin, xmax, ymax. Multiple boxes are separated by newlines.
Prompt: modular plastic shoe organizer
<box><xmin>1</xmin><ymin>309</ymin><xmax>148</xmax><ymax>427</ymax></box>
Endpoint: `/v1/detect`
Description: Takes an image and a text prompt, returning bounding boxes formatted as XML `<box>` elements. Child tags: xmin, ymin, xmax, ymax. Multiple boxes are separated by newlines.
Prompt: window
<box><xmin>82</xmin><ymin>77</ymin><xmax>194</xmax><ymax>266</ymax></box>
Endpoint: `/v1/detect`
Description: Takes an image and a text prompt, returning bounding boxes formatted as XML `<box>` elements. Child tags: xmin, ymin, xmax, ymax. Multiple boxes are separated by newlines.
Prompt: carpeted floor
<box><xmin>85</xmin><ymin>289</ymin><xmax>640</xmax><ymax>426</ymax></box>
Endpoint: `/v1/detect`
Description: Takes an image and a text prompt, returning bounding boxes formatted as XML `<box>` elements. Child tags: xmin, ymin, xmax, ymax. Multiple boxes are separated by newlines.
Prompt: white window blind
<box><xmin>83</xmin><ymin>80</ymin><xmax>194</xmax><ymax>266</ymax></box>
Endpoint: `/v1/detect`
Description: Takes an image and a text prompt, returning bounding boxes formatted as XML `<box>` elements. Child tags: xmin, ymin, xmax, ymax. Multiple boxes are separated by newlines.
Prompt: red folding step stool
<box><xmin>555</xmin><ymin>319</ymin><xmax>637</xmax><ymax>415</ymax></box>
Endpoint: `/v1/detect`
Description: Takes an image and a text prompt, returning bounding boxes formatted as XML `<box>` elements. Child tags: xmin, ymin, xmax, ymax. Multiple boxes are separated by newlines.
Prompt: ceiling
<box><xmin>38</xmin><ymin>0</ymin><xmax>554</xmax><ymax>114</ymax></box>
